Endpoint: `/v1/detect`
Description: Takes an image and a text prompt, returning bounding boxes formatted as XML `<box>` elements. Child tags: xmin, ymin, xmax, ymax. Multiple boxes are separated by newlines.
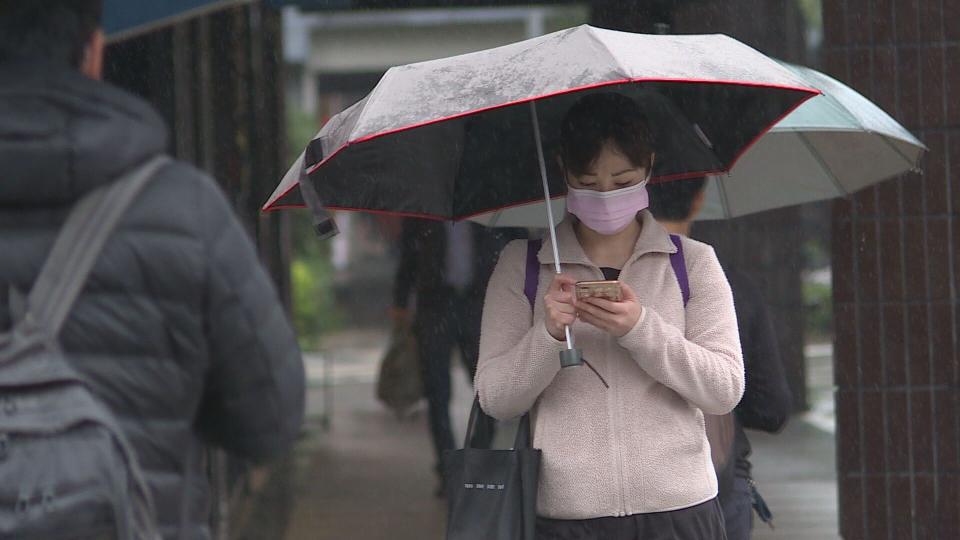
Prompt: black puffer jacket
<box><xmin>0</xmin><ymin>64</ymin><xmax>305</xmax><ymax>539</ymax></box>
<box><xmin>720</xmin><ymin>267</ymin><xmax>792</xmax><ymax>495</ymax></box>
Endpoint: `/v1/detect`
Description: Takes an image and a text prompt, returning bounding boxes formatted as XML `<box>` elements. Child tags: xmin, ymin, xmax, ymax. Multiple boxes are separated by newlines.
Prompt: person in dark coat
<box><xmin>0</xmin><ymin>2</ymin><xmax>305</xmax><ymax>538</ymax></box>
<box><xmin>648</xmin><ymin>177</ymin><xmax>793</xmax><ymax>539</ymax></box>
<box><xmin>392</xmin><ymin>218</ymin><xmax>524</xmax><ymax>495</ymax></box>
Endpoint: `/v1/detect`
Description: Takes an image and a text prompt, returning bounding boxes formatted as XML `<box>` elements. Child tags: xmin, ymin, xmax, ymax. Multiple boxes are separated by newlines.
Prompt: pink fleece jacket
<box><xmin>475</xmin><ymin>211</ymin><xmax>744</xmax><ymax>519</ymax></box>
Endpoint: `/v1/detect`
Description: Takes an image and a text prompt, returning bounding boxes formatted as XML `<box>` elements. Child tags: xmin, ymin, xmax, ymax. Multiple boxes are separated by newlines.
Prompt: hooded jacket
<box><xmin>0</xmin><ymin>64</ymin><xmax>305</xmax><ymax>539</ymax></box>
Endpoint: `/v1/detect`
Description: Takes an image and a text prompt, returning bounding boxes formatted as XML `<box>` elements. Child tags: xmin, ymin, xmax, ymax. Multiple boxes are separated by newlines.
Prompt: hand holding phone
<box><xmin>574</xmin><ymin>280</ymin><xmax>622</xmax><ymax>302</ymax></box>
<box><xmin>544</xmin><ymin>274</ymin><xmax>578</xmax><ymax>341</ymax></box>
<box><xmin>575</xmin><ymin>281</ymin><xmax>642</xmax><ymax>337</ymax></box>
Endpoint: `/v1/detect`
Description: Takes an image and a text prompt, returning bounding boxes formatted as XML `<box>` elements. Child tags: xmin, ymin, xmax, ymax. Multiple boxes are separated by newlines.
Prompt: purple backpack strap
<box><xmin>524</xmin><ymin>239</ymin><xmax>544</xmax><ymax>308</ymax></box>
<box><xmin>669</xmin><ymin>234</ymin><xmax>690</xmax><ymax>307</ymax></box>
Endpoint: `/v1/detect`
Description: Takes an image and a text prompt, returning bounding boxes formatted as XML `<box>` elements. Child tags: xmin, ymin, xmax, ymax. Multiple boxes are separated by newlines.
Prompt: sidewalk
<box><xmin>750</xmin><ymin>423</ymin><xmax>839</xmax><ymax>539</ymax></box>
<box><xmin>281</xmin><ymin>330</ymin><xmax>839</xmax><ymax>539</ymax></box>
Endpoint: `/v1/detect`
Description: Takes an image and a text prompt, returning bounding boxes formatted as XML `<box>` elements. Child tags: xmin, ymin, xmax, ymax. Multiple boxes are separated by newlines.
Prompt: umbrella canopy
<box><xmin>468</xmin><ymin>61</ymin><xmax>926</xmax><ymax>226</ymax></box>
<box><xmin>696</xmin><ymin>62</ymin><xmax>925</xmax><ymax>219</ymax></box>
<box><xmin>263</xmin><ymin>25</ymin><xmax>817</xmax><ymax>219</ymax></box>
<box><xmin>104</xmin><ymin>0</ymin><xmax>263</xmax><ymax>41</ymax></box>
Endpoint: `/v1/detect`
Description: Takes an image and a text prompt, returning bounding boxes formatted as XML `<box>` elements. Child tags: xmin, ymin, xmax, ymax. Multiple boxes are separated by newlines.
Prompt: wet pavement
<box><xmin>280</xmin><ymin>329</ymin><xmax>839</xmax><ymax>539</ymax></box>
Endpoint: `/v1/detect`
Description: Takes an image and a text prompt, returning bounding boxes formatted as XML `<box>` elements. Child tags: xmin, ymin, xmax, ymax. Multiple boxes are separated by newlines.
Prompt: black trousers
<box><xmin>535</xmin><ymin>499</ymin><xmax>728</xmax><ymax>540</ymax></box>
<box><xmin>415</xmin><ymin>286</ymin><xmax>495</xmax><ymax>472</ymax></box>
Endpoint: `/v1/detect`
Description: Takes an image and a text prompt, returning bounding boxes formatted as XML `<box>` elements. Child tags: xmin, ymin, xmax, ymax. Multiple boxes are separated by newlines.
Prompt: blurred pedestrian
<box><xmin>0</xmin><ymin>2</ymin><xmax>305</xmax><ymax>538</ymax></box>
<box><xmin>649</xmin><ymin>177</ymin><xmax>793</xmax><ymax>538</ymax></box>
<box><xmin>475</xmin><ymin>93</ymin><xmax>743</xmax><ymax>539</ymax></box>
<box><xmin>392</xmin><ymin>218</ymin><xmax>524</xmax><ymax>497</ymax></box>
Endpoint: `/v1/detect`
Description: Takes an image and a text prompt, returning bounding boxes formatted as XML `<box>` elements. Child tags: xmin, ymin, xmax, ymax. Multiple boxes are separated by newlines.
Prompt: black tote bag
<box><xmin>443</xmin><ymin>397</ymin><xmax>540</xmax><ymax>540</ymax></box>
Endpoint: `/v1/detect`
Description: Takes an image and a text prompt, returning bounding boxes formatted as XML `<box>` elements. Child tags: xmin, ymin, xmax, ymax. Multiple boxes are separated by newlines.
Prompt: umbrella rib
<box><xmin>585</xmin><ymin>33</ymin><xmax>728</xmax><ymax>186</ymax></box>
<box><xmin>797</xmin><ymin>131</ymin><xmax>848</xmax><ymax>197</ymax></box>
<box><xmin>350</xmin><ymin>71</ymin><xmax>391</xmax><ymax>140</ymax></box>
<box><xmin>715</xmin><ymin>175</ymin><xmax>735</xmax><ymax>219</ymax></box>
<box><xmin>587</xmin><ymin>29</ymin><xmax>629</xmax><ymax>79</ymax></box>
<box><xmin>873</xmin><ymin>130</ymin><xmax>924</xmax><ymax>172</ymax></box>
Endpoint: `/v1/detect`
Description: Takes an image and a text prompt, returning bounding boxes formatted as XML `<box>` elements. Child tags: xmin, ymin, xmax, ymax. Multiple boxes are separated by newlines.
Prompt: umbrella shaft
<box><xmin>530</xmin><ymin>101</ymin><xmax>574</xmax><ymax>350</ymax></box>
<box><xmin>529</xmin><ymin>101</ymin><xmax>562</xmax><ymax>275</ymax></box>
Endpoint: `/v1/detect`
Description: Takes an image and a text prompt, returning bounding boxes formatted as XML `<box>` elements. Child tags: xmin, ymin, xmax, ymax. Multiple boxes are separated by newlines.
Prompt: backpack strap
<box><xmin>22</xmin><ymin>156</ymin><xmax>170</xmax><ymax>339</ymax></box>
<box><xmin>669</xmin><ymin>234</ymin><xmax>690</xmax><ymax>308</ymax></box>
<box><xmin>508</xmin><ymin>240</ymin><xmax>543</xmax><ymax>442</ymax></box>
<box><xmin>524</xmin><ymin>239</ymin><xmax>544</xmax><ymax>308</ymax></box>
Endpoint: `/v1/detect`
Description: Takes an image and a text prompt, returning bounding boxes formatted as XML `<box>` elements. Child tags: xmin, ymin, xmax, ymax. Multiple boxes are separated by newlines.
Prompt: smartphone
<box><xmin>575</xmin><ymin>280</ymin><xmax>622</xmax><ymax>302</ymax></box>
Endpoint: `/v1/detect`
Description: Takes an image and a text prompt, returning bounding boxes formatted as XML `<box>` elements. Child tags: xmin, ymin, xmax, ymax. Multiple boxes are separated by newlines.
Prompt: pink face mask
<box><xmin>565</xmin><ymin>177</ymin><xmax>650</xmax><ymax>235</ymax></box>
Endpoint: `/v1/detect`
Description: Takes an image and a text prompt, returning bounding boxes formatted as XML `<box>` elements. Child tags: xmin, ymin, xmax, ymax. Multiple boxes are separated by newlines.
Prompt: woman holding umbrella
<box><xmin>475</xmin><ymin>93</ymin><xmax>744</xmax><ymax>539</ymax></box>
<box><xmin>262</xmin><ymin>25</ymin><xmax>824</xmax><ymax>539</ymax></box>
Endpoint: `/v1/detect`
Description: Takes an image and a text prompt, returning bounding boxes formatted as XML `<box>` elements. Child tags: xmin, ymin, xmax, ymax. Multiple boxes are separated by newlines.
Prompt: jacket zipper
<box><xmin>592</xmin><ymin>265</ymin><xmax>628</xmax><ymax>517</ymax></box>
<box><xmin>613</xmin><ymin>259</ymin><xmax>637</xmax><ymax>517</ymax></box>
<box><xmin>611</xmin><ymin>337</ymin><xmax>627</xmax><ymax>516</ymax></box>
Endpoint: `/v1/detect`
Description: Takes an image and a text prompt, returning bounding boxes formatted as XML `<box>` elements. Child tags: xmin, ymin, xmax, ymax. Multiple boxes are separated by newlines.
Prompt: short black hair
<box><xmin>0</xmin><ymin>0</ymin><xmax>103</xmax><ymax>68</ymax></box>
<box><xmin>559</xmin><ymin>92</ymin><xmax>655</xmax><ymax>177</ymax></box>
<box><xmin>647</xmin><ymin>177</ymin><xmax>708</xmax><ymax>221</ymax></box>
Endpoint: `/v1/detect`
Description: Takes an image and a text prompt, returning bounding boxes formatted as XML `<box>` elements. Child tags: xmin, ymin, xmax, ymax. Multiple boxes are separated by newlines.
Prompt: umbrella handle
<box><xmin>530</xmin><ymin>101</ymin><xmax>582</xmax><ymax>366</ymax></box>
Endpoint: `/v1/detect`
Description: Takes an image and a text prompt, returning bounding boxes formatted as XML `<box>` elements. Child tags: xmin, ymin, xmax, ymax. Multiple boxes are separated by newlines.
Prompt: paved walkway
<box><xmin>281</xmin><ymin>330</ymin><xmax>839</xmax><ymax>539</ymax></box>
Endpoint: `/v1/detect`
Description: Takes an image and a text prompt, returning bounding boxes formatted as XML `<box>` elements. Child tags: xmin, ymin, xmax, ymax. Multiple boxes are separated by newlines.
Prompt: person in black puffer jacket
<box><xmin>0</xmin><ymin>2</ymin><xmax>306</xmax><ymax>539</ymax></box>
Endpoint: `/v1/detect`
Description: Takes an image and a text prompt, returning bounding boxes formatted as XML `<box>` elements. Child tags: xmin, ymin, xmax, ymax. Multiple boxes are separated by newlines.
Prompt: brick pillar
<box><xmin>824</xmin><ymin>0</ymin><xmax>960</xmax><ymax>538</ymax></box>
